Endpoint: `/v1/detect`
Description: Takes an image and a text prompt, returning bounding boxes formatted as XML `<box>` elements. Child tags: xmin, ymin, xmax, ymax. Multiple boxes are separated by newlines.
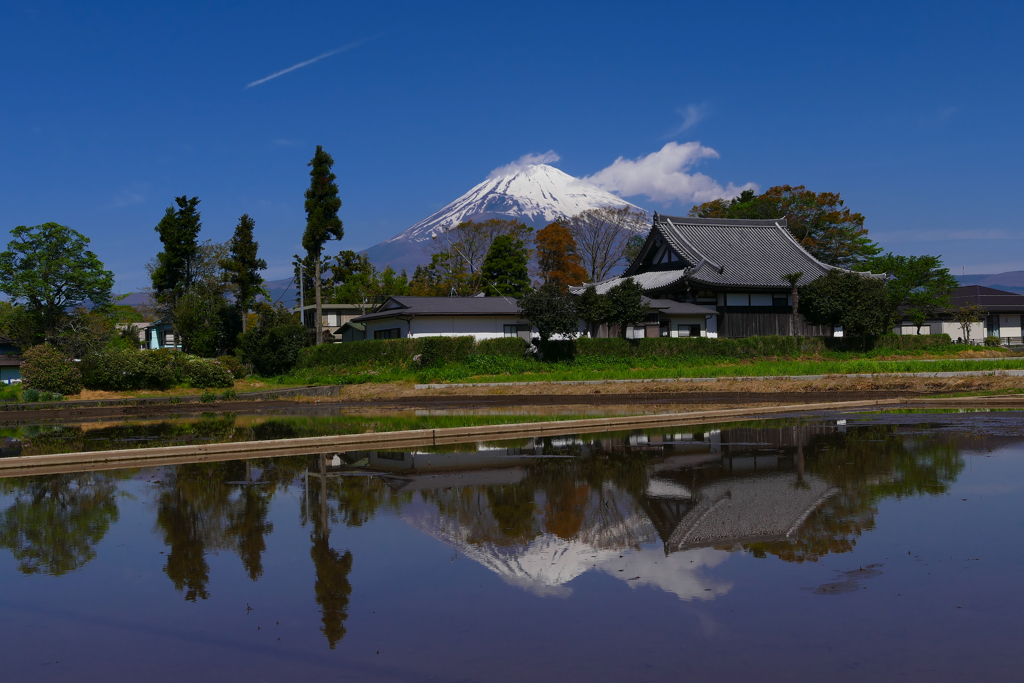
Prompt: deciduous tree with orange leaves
<box><xmin>534</xmin><ymin>222</ymin><xmax>587</xmax><ymax>290</ymax></box>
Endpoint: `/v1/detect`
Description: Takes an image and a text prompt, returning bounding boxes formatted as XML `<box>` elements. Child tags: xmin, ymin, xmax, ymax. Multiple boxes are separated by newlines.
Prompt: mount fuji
<box><xmin>363</xmin><ymin>164</ymin><xmax>648</xmax><ymax>271</ymax></box>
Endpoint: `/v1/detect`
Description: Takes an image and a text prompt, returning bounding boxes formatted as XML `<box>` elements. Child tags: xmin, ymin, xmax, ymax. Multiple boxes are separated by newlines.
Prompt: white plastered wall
<box><xmin>667</xmin><ymin>315</ymin><xmax>710</xmax><ymax>337</ymax></box>
<box><xmin>363</xmin><ymin>315</ymin><xmax>526</xmax><ymax>341</ymax></box>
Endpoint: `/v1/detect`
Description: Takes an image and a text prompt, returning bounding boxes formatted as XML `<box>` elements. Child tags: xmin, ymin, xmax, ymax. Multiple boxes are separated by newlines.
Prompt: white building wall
<box><xmin>667</xmin><ymin>316</ymin><xmax>709</xmax><ymax>337</ymax></box>
<box><xmin>937</xmin><ymin>321</ymin><xmax>985</xmax><ymax>341</ymax></box>
<box><xmin>362</xmin><ymin>315</ymin><xmax>526</xmax><ymax>341</ymax></box>
<box><xmin>997</xmin><ymin>314</ymin><xmax>1022</xmax><ymax>338</ymax></box>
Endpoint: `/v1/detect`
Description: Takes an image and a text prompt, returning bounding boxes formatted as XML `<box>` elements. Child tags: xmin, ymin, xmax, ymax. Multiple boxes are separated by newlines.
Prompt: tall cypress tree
<box><xmin>302</xmin><ymin>146</ymin><xmax>344</xmax><ymax>344</ymax></box>
<box><xmin>222</xmin><ymin>214</ymin><xmax>267</xmax><ymax>333</ymax></box>
<box><xmin>152</xmin><ymin>195</ymin><xmax>203</xmax><ymax>340</ymax></box>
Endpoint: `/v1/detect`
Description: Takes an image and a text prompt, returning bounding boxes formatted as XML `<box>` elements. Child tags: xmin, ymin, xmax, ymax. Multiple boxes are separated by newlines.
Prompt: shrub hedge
<box><xmin>21</xmin><ymin>344</ymin><xmax>83</xmax><ymax>395</ymax></box>
<box><xmin>474</xmin><ymin>336</ymin><xmax>527</xmax><ymax>357</ymax></box>
<box><xmin>296</xmin><ymin>332</ymin><xmax>971</xmax><ymax>373</ymax></box>
<box><xmin>217</xmin><ymin>355</ymin><xmax>248</xmax><ymax>379</ymax></box>
<box><xmin>80</xmin><ymin>348</ymin><xmax>234</xmax><ymax>391</ymax></box>
<box><xmin>873</xmin><ymin>334</ymin><xmax>953</xmax><ymax>351</ymax></box>
<box><xmin>575</xmin><ymin>335</ymin><xmax>825</xmax><ymax>359</ymax></box>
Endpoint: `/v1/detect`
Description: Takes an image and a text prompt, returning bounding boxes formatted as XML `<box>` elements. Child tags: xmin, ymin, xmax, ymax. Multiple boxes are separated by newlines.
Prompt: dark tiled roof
<box><xmin>623</xmin><ymin>214</ymin><xmax>878</xmax><ymax>290</ymax></box>
<box><xmin>644</xmin><ymin>298</ymin><xmax>719</xmax><ymax>316</ymax></box>
<box><xmin>950</xmin><ymin>285</ymin><xmax>1024</xmax><ymax>312</ymax></box>
<box><xmin>352</xmin><ymin>296</ymin><xmax>522</xmax><ymax>322</ymax></box>
<box><xmin>0</xmin><ymin>355</ymin><xmax>23</xmax><ymax>367</ymax></box>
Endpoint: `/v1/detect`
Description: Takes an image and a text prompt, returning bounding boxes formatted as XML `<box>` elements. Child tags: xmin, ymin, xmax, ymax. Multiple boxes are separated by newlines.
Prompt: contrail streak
<box><xmin>245</xmin><ymin>35</ymin><xmax>379</xmax><ymax>88</ymax></box>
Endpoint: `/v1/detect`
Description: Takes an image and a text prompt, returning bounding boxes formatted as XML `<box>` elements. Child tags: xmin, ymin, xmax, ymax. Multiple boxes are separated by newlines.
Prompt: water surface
<box><xmin>1</xmin><ymin>412</ymin><xmax>1022</xmax><ymax>682</ymax></box>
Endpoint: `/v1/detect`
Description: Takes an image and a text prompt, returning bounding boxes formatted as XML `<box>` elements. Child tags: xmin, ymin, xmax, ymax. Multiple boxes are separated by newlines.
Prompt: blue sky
<box><xmin>2</xmin><ymin>0</ymin><xmax>1022</xmax><ymax>292</ymax></box>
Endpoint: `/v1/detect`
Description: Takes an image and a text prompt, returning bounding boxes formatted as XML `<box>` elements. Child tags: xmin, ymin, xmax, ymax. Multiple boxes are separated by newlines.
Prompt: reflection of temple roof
<box><xmin>643</xmin><ymin>473</ymin><xmax>836</xmax><ymax>554</ymax></box>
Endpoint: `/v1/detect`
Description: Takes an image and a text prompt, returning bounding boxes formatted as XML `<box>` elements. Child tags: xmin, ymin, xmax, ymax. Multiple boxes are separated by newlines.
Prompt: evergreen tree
<box><xmin>518</xmin><ymin>283</ymin><xmax>579</xmax><ymax>342</ymax></box>
<box><xmin>605</xmin><ymin>278</ymin><xmax>648</xmax><ymax>338</ymax></box>
<box><xmin>222</xmin><ymin>214</ymin><xmax>267</xmax><ymax>333</ymax></box>
<box><xmin>576</xmin><ymin>285</ymin><xmax>611</xmax><ymax>338</ymax></box>
<box><xmin>302</xmin><ymin>146</ymin><xmax>344</xmax><ymax>344</ymax></box>
<box><xmin>480</xmin><ymin>234</ymin><xmax>530</xmax><ymax>298</ymax></box>
<box><xmin>152</xmin><ymin>196</ymin><xmax>203</xmax><ymax>339</ymax></box>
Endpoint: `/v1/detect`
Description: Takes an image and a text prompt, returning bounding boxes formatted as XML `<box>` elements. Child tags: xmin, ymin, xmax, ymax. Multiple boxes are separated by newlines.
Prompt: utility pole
<box><xmin>299</xmin><ymin>263</ymin><xmax>306</xmax><ymax>330</ymax></box>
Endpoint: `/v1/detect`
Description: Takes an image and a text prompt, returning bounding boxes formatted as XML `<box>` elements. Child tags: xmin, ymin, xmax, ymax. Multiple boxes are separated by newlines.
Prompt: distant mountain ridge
<box><xmin>955</xmin><ymin>271</ymin><xmax>1024</xmax><ymax>295</ymax></box>
<box><xmin>363</xmin><ymin>164</ymin><xmax>647</xmax><ymax>272</ymax></box>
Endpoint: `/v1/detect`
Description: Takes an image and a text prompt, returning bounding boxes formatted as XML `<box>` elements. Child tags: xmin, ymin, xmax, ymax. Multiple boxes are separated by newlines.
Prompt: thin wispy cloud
<box><xmin>667</xmin><ymin>103</ymin><xmax>708</xmax><ymax>136</ymax></box>
<box><xmin>108</xmin><ymin>182</ymin><xmax>149</xmax><ymax>208</ymax></box>
<box><xmin>245</xmin><ymin>35</ymin><xmax>380</xmax><ymax>88</ymax></box>
<box><xmin>488</xmin><ymin>151</ymin><xmax>561</xmax><ymax>179</ymax></box>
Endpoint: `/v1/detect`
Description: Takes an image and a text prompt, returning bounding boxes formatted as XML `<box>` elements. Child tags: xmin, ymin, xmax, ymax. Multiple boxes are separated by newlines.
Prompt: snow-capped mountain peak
<box><xmin>363</xmin><ymin>163</ymin><xmax>648</xmax><ymax>270</ymax></box>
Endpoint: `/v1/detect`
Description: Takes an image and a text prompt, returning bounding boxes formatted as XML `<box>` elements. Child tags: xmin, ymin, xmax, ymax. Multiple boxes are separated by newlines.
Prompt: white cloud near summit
<box><xmin>488</xmin><ymin>151</ymin><xmax>561</xmax><ymax>179</ymax></box>
<box><xmin>585</xmin><ymin>142</ymin><xmax>757</xmax><ymax>205</ymax></box>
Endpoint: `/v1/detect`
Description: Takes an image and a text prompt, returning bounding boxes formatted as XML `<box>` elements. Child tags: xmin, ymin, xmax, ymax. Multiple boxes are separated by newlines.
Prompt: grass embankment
<box><xmin>269</xmin><ymin>334</ymin><xmax>1024</xmax><ymax>387</ymax></box>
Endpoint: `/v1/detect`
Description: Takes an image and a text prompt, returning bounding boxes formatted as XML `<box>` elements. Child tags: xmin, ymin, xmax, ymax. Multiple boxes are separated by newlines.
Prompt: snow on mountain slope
<box><xmin>363</xmin><ymin>164</ymin><xmax>648</xmax><ymax>271</ymax></box>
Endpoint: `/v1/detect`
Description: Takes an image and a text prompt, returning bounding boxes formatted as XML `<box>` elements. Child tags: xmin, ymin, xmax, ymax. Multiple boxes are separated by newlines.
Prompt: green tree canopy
<box><xmin>326</xmin><ymin>250</ymin><xmax>409</xmax><ymax>312</ymax></box>
<box><xmin>605</xmin><ymin>278</ymin><xmax>649</xmax><ymax>338</ymax></box>
<box><xmin>689</xmin><ymin>186</ymin><xmax>880</xmax><ymax>267</ymax></box>
<box><xmin>518</xmin><ymin>283</ymin><xmax>579</xmax><ymax>342</ymax></box>
<box><xmin>237</xmin><ymin>302</ymin><xmax>312</xmax><ymax>375</ymax></box>
<box><xmin>222</xmin><ymin>214</ymin><xmax>267</xmax><ymax>333</ymax></box>
<box><xmin>576</xmin><ymin>285</ymin><xmax>612</xmax><ymax>337</ymax></box>
<box><xmin>800</xmin><ymin>270</ymin><xmax>888</xmax><ymax>345</ymax></box>
<box><xmin>858</xmin><ymin>253</ymin><xmax>958</xmax><ymax>333</ymax></box>
<box><xmin>0</xmin><ymin>222</ymin><xmax>114</xmax><ymax>338</ymax></box>
<box><xmin>480</xmin><ymin>234</ymin><xmax>531</xmax><ymax>298</ymax></box>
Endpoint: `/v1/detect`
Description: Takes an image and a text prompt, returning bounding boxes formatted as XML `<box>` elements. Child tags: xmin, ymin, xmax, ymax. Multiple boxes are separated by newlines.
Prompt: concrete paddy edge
<box><xmin>2</xmin><ymin>395</ymin><xmax>1020</xmax><ymax>476</ymax></box>
<box><xmin>0</xmin><ymin>398</ymin><xmax>907</xmax><ymax>475</ymax></box>
<box><xmin>414</xmin><ymin>368</ymin><xmax>1024</xmax><ymax>389</ymax></box>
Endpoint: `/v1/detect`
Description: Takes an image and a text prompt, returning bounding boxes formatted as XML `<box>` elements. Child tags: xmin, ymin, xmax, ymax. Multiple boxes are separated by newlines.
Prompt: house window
<box><xmin>750</xmin><ymin>293</ymin><xmax>773</xmax><ymax>307</ymax></box>
<box><xmin>677</xmin><ymin>324</ymin><xmax>701</xmax><ymax>338</ymax></box>
<box><xmin>504</xmin><ymin>324</ymin><xmax>518</xmax><ymax>337</ymax></box>
<box><xmin>374</xmin><ymin>328</ymin><xmax>401</xmax><ymax>340</ymax></box>
<box><xmin>163</xmin><ymin>330</ymin><xmax>175</xmax><ymax>345</ymax></box>
<box><xmin>323</xmin><ymin>314</ymin><xmax>339</xmax><ymax>328</ymax></box>
<box><xmin>773</xmin><ymin>293</ymin><xmax>789</xmax><ymax>307</ymax></box>
<box><xmin>726</xmin><ymin>293</ymin><xmax>749</xmax><ymax>306</ymax></box>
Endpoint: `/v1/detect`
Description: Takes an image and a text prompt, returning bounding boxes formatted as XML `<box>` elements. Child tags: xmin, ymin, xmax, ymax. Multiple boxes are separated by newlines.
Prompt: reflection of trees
<box><xmin>153</xmin><ymin>456</ymin><xmax>306</xmax><ymax>599</ymax></box>
<box><xmin>310</xmin><ymin>533</ymin><xmax>353</xmax><ymax>649</ymax></box>
<box><xmin>305</xmin><ymin>454</ymin><xmax>356</xmax><ymax>649</ymax></box>
<box><xmin>745</xmin><ymin>425</ymin><xmax>964</xmax><ymax>563</ymax></box>
<box><xmin>0</xmin><ymin>472</ymin><xmax>122</xmax><ymax>575</ymax></box>
<box><xmin>228</xmin><ymin>483</ymin><xmax>274</xmax><ymax>581</ymax></box>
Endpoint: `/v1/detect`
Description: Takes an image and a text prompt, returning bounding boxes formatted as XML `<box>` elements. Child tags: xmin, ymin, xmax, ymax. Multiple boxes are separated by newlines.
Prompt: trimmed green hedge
<box><xmin>476</xmin><ymin>336</ymin><xmax>528</xmax><ymax>357</ymax></box>
<box><xmin>873</xmin><ymin>333</ymin><xmax>953</xmax><ymax>350</ymax></box>
<box><xmin>575</xmin><ymin>335</ymin><xmax>825</xmax><ymax>359</ymax></box>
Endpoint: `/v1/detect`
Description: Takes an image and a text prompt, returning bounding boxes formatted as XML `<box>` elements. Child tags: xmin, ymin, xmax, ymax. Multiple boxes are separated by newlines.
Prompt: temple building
<box><xmin>580</xmin><ymin>214</ymin><xmax>876</xmax><ymax>338</ymax></box>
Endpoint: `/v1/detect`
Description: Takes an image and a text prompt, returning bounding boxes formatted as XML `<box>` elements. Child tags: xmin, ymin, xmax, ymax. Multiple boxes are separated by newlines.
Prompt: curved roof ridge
<box><xmin>657</xmin><ymin>214</ymin><xmax>789</xmax><ymax>229</ymax></box>
<box><xmin>662</xmin><ymin>217</ymin><xmax>724</xmax><ymax>276</ymax></box>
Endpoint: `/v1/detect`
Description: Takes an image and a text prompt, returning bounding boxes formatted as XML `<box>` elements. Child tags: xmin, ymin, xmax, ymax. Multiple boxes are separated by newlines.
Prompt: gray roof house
<box><xmin>580</xmin><ymin>214</ymin><xmax>880</xmax><ymax>338</ymax></box>
<box><xmin>894</xmin><ymin>285</ymin><xmax>1024</xmax><ymax>344</ymax></box>
<box><xmin>351</xmin><ymin>296</ymin><xmax>533</xmax><ymax>341</ymax></box>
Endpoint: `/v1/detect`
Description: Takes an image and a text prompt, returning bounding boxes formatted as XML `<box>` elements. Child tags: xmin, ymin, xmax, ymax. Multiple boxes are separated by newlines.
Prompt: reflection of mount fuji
<box><xmin>344</xmin><ymin>424</ymin><xmax>841</xmax><ymax>598</ymax></box>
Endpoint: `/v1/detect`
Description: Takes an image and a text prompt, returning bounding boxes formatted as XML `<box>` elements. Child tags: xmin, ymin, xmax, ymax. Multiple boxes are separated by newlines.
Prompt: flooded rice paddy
<box><xmin>1</xmin><ymin>410</ymin><xmax>1023</xmax><ymax>681</ymax></box>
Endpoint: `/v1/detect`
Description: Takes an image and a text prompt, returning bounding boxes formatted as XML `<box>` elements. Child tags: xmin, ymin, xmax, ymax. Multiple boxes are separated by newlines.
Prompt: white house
<box><xmin>894</xmin><ymin>286</ymin><xmax>1024</xmax><ymax>343</ymax></box>
<box><xmin>351</xmin><ymin>296</ymin><xmax>532</xmax><ymax>342</ymax></box>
